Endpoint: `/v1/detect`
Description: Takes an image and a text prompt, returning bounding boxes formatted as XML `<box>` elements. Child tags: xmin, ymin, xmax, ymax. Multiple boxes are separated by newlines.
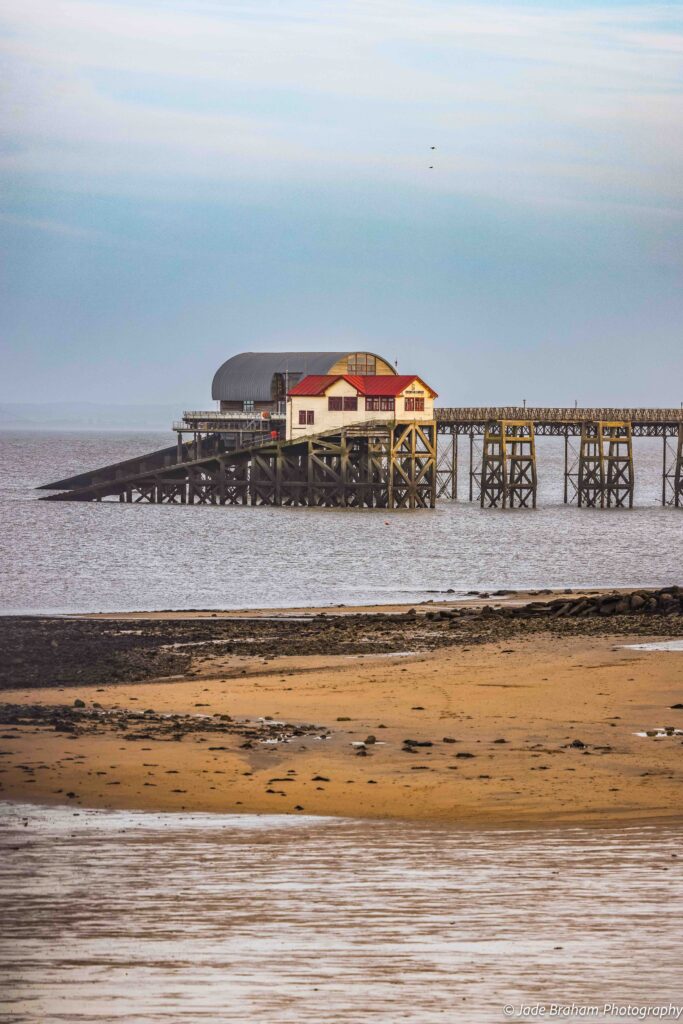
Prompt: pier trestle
<box><xmin>577</xmin><ymin>421</ymin><xmax>634</xmax><ymax>508</ymax></box>
<box><xmin>479</xmin><ymin>419</ymin><xmax>537</xmax><ymax>509</ymax></box>
<box><xmin>49</xmin><ymin>422</ymin><xmax>437</xmax><ymax>510</ymax></box>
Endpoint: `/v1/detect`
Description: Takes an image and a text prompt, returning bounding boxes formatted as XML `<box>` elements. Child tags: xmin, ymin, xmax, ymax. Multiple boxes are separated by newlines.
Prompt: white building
<box><xmin>286</xmin><ymin>374</ymin><xmax>437</xmax><ymax>440</ymax></box>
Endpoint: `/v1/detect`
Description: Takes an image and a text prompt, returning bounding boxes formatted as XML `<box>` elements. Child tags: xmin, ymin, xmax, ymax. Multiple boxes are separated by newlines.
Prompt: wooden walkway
<box><xmin>435</xmin><ymin>407</ymin><xmax>683</xmax><ymax>436</ymax></box>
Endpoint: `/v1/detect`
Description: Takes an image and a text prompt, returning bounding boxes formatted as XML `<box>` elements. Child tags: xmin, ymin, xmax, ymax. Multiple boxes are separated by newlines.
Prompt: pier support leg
<box><xmin>339</xmin><ymin>430</ymin><xmax>349</xmax><ymax>508</ymax></box>
<box><xmin>662</xmin><ymin>425</ymin><xmax>683</xmax><ymax>506</ymax></box>
<box><xmin>389</xmin><ymin>422</ymin><xmax>437</xmax><ymax>509</ymax></box>
<box><xmin>578</xmin><ymin>423</ymin><xmax>602</xmax><ymax>507</ymax></box>
<box><xmin>480</xmin><ymin>420</ymin><xmax>537</xmax><ymax>508</ymax></box>
<box><xmin>578</xmin><ymin>421</ymin><xmax>633</xmax><ymax>508</ymax></box>
<box><xmin>606</xmin><ymin>423</ymin><xmax>634</xmax><ymax>507</ymax></box>
<box><xmin>436</xmin><ymin>432</ymin><xmax>457</xmax><ymax>500</ymax></box>
<box><xmin>675</xmin><ymin>426</ymin><xmax>683</xmax><ymax>507</ymax></box>
<box><xmin>469</xmin><ymin>433</ymin><xmax>474</xmax><ymax>502</ymax></box>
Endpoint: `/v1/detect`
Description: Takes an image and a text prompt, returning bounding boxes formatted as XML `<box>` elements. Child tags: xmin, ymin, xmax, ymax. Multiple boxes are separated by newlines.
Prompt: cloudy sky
<box><xmin>1</xmin><ymin>0</ymin><xmax>682</xmax><ymax>407</ymax></box>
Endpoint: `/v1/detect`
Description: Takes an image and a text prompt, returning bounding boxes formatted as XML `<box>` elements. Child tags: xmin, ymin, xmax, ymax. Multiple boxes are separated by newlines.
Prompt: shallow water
<box><xmin>0</xmin><ymin>802</ymin><xmax>681</xmax><ymax>1023</ymax></box>
<box><xmin>1</xmin><ymin>430</ymin><xmax>682</xmax><ymax>613</ymax></box>
<box><xmin>623</xmin><ymin>640</ymin><xmax>683</xmax><ymax>651</ymax></box>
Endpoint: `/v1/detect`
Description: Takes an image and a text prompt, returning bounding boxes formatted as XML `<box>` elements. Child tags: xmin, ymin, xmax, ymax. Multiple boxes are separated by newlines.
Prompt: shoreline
<box><xmin>2</xmin><ymin>587</ymin><xmax>682</xmax><ymax>829</ymax></box>
<box><xmin>2</xmin><ymin>584</ymin><xmax>678</xmax><ymax>620</ymax></box>
<box><xmin>2</xmin><ymin>795</ymin><xmax>682</xmax><ymax>835</ymax></box>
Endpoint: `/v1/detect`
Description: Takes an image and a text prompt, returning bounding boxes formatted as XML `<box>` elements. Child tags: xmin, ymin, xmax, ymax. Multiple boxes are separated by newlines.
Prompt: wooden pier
<box><xmin>40</xmin><ymin>407</ymin><xmax>683</xmax><ymax>510</ymax></box>
<box><xmin>435</xmin><ymin>407</ymin><xmax>683</xmax><ymax>509</ymax></box>
<box><xmin>41</xmin><ymin>421</ymin><xmax>438</xmax><ymax>510</ymax></box>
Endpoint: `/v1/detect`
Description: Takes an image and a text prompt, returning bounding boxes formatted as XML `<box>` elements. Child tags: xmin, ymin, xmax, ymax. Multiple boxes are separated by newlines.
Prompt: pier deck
<box><xmin>436</xmin><ymin>407</ymin><xmax>683</xmax><ymax>436</ymax></box>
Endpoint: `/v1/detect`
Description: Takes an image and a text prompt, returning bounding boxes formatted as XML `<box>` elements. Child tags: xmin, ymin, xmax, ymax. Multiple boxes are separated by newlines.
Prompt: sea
<box><xmin>0</xmin><ymin>429</ymin><xmax>681</xmax><ymax>614</ymax></box>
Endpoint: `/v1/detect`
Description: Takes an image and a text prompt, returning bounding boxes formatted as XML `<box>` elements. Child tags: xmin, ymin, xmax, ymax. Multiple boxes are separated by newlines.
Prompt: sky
<box><xmin>1</xmin><ymin>0</ymin><xmax>682</xmax><ymax>409</ymax></box>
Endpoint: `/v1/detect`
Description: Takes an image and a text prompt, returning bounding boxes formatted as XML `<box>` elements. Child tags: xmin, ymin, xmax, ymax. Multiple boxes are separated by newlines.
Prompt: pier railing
<box><xmin>435</xmin><ymin>407</ymin><xmax>683</xmax><ymax>425</ymax></box>
<box><xmin>180</xmin><ymin>410</ymin><xmax>286</xmax><ymax>422</ymax></box>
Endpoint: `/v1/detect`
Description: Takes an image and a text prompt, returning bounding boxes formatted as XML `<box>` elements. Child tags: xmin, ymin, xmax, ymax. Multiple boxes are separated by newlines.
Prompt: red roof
<box><xmin>288</xmin><ymin>374</ymin><xmax>437</xmax><ymax>398</ymax></box>
<box><xmin>287</xmin><ymin>375</ymin><xmax>340</xmax><ymax>397</ymax></box>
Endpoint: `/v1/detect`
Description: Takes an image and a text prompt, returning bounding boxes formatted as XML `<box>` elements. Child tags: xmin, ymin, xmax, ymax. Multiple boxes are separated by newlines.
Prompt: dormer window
<box><xmin>347</xmin><ymin>353</ymin><xmax>376</xmax><ymax>375</ymax></box>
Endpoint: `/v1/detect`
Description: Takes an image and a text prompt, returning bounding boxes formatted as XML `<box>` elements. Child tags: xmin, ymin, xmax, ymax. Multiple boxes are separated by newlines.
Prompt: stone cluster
<box><xmin>422</xmin><ymin>587</ymin><xmax>683</xmax><ymax>622</ymax></box>
<box><xmin>0</xmin><ymin>702</ymin><xmax>328</xmax><ymax>746</ymax></box>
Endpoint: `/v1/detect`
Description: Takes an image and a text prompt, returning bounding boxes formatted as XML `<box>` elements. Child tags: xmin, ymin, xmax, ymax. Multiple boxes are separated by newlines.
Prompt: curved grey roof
<box><xmin>211</xmin><ymin>351</ymin><xmax>394</xmax><ymax>401</ymax></box>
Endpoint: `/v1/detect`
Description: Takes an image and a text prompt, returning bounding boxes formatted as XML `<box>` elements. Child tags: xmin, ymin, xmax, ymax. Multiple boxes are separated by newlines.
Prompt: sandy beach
<box><xmin>2</xmin><ymin>589</ymin><xmax>682</xmax><ymax>827</ymax></box>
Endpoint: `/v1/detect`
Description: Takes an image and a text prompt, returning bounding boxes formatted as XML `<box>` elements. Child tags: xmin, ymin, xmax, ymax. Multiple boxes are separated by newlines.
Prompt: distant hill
<box><xmin>0</xmin><ymin>402</ymin><xmax>191</xmax><ymax>431</ymax></box>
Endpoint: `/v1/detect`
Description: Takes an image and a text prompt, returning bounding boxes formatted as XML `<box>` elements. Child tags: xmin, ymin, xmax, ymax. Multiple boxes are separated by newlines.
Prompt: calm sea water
<box><xmin>0</xmin><ymin>429</ymin><xmax>681</xmax><ymax>613</ymax></box>
<box><xmin>1</xmin><ymin>802</ymin><xmax>681</xmax><ymax>1024</ymax></box>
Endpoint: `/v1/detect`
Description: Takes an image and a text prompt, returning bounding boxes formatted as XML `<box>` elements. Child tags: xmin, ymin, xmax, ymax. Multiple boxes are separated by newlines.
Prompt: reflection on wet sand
<box><xmin>1</xmin><ymin>803</ymin><xmax>681</xmax><ymax>1023</ymax></box>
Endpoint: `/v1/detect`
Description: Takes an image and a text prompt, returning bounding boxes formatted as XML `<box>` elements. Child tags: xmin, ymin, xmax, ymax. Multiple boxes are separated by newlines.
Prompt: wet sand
<box><xmin>2</xmin><ymin>598</ymin><xmax>683</xmax><ymax>825</ymax></box>
<box><xmin>2</xmin><ymin>802</ymin><xmax>681</xmax><ymax>1024</ymax></box>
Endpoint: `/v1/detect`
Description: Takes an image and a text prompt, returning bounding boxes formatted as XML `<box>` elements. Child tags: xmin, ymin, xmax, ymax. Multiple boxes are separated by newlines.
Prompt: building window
<box><xmin>329</xmin><ymin>396</ymin><xmax>358</xmax><ymax>412</ymax></box>
<box><xmin>299</xmin><ymin>410</ymin><xmax>314</xmax><ymax>425</ymax></box>
<box><xmin>347</xmin><ymin>353</ymin><xmax>376</xmax><ymax>375</ymax></box>
<box><xmin>243</xmin><ymin>400</ymin><xmax>255</xmax><ymax>413</ymax></box>
<box><xmin>270</xmin><ymin>373</ymin><xmax>286</xmax><ymax>401</ymax></box>
<box><xmin>405</xmin><ymin>397</ymin><xmax>425</xmax><ymax>412</ymax></box>
<box><xmin>366</xmin><ymin>396</ymin><xmax>395</xmax><ymax>412</ymax></box>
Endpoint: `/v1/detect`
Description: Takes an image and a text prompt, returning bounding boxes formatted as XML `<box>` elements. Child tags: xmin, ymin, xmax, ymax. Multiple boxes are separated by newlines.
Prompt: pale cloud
<box><xmin>0</xmin><ymin>0</ymin><xmax>682</xmax><ymax>209</ymax></box>
<box><xmin>0</xmin><ymin>211</ymin><xmax>175</xmax><ymax>253</ymax></box>
<box><xmin>0</xmin><ymin>211</ymin><xmax>110</xmax><ymax>238</ymax></box>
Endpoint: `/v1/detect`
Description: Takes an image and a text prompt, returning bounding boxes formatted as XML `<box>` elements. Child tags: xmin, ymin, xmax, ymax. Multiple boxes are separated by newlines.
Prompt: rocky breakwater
<box><xmin>414</xmin><ymin>587</ymin><xmax>683</xmax><ymax>624</ymax></box>
<box><xmin>505</xmin><ymin>587</ymin><xmax>683</xmax><ymax>621</ymax></box>
<box><xmin>410</xmin><ymin>587</ymin><xmax>683</xmax><ymax>645</ymax></box>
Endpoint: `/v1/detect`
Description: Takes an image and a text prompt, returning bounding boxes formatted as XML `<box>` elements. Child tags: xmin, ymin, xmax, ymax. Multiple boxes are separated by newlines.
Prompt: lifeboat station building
<box><xmin>175</xmin><ymin>350</ymin><xmax>435</xmax><ymax>454</ymax></box>
<box><xmin>286</xmin><ymin>374</ymin><xmax>437</xmax><ymax>440</ymax></box>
